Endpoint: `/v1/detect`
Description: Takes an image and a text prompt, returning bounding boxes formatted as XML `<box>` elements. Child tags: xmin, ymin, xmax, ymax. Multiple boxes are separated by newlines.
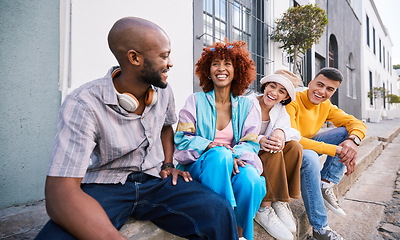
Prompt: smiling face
<box><xmin>307</xmin><ymin>74</ymin><xmax>341</xmax><ymax>105</ymax></box>
<box><xmin>139</xmin><ymin>31</ymin><xmax>173</xmax><ymax>89</ymax></box>
<box><xmin>209</xmin><ymin>58</ymin><xmax>235</xmax><ymax>90</ymax></box>
<box><xmin>262</xmin><ymin>82</ymin><xmax>290</xmax><ymax>107</ymax></box>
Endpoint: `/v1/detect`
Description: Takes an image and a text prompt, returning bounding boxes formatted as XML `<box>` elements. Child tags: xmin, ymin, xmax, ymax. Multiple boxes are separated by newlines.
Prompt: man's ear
<box><xmin>308</xmin><ymin>79</ymin><xmax>313</xmax><ymax>87</ymax></box>
<box><xmin>127</xmin><ymin>50</ymin><xmax>142</xmax><ymax>66</ymax></box>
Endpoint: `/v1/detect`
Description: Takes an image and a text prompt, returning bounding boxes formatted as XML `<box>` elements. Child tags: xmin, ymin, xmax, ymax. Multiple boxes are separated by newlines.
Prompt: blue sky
<box><xmin>374</xmin><ymin>0</ymin><xmax>400</xmax><ymax>65</ymax></box>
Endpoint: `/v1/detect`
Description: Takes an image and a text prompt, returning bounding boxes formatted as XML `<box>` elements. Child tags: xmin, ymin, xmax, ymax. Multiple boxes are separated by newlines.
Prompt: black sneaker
<box><xmin>313</xmin><ymin>226</ymin><xmax>345</xmax><ymax>240</ymax></box>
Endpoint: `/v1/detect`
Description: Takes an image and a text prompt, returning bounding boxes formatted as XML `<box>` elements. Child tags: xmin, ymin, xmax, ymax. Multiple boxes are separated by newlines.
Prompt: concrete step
<box><xmin>0</xmin><ymin>201</ymin><xmax>49</xmax><ymax>239</ymax></box>
<box><xmin>120</xmin><ymin>139</ymin><xmax>386</xmax><ymax>240</ymax></box>
<box><xmin>336</xmin><ymin>139</ymin><xmax>384</xmax><ymax>197</ymax></box>
<box><xmin>377</xmin><ymin>126</ymin><xmax>400</xmax><ymax>146</ymax></box>
<box><xmin>359</xmin><ymin>135</ymin><xmax>375</xmax><ymax>146</ymax></box>
<box><xmin>120</xmin><ymin>218</ymin><xmax>184</xmax><ymax>240</ymax></box>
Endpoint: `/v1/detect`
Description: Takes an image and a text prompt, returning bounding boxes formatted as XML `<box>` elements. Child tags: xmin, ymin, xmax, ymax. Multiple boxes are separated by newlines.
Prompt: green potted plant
<box><xmin>386</xmin><ymin>93</ymin><xmax>400</xmax><ymax>119</ymax></box>
<box><xmin>367</xmin><ymin>87</ymin><xmax>386</xmax><ymax>122</ymax></box>
<box><xmin>367</xmin><ymin>87</ymin><xmax>386</xmax><ymax>107</ymax></box>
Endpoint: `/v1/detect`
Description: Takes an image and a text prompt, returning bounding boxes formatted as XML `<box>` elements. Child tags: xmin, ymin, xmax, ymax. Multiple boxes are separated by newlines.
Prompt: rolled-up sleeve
<box><xmin>47</xmin><ymin>96</ymin><xmax>97</xmax><ymax>178</ymax></box>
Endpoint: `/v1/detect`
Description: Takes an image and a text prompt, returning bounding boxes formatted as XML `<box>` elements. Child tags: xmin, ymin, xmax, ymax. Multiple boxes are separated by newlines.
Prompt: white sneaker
<box><xmin>255</xmin><ymin>207</ymin><xmax>293</xmax><ymax>240</ymax></box>
<box><xmin>272</xmin><ymin>201</ymin><xmax>297</xmax><ymax>233</ymax></box>
<box><xmin>321</xmin><ymin>187</ymin><xmax>347</xmax><ymax>217</ymax></box>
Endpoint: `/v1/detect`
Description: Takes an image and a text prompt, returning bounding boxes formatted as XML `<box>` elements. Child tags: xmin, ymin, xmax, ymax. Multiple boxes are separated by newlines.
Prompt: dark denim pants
<box><xmin>35</xmin><ymin>173</ymin><xmax>238</xmax><ymax>240</ymax></box>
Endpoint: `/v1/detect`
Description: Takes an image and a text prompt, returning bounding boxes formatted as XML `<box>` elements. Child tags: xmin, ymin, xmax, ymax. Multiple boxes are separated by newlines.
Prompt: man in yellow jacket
<box><xmin>286</xmin><ymin>67</ymin><xmax>367</xmax><ymax>240</ymax></box>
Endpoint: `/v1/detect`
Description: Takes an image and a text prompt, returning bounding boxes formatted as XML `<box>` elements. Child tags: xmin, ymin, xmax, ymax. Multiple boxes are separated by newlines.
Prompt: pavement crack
<box><xmin>344</xmin><ymin>197</ymin><xmax>387</xmax><ymax>207</ymax></box>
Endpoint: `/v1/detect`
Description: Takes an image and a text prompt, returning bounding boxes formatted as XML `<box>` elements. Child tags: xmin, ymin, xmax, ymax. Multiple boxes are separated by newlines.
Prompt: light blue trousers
<box><xmin>182</xmin><ymin>146</ymin><xmax>266</xmax><ymax>240</ymax></box>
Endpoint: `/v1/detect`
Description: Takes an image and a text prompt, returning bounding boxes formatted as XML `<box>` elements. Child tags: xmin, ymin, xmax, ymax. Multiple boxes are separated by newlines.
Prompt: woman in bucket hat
<box><xmin>247</xmin><ymin>70</ymin><xmax>303</xmax><ymax>240</ymax></box>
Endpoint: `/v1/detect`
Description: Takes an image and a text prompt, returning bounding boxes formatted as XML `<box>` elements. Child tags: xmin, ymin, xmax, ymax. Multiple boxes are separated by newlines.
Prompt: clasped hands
<box><xmin>205</xmin><ymin>141</ymin><xmax>245</xmax><ymax>175</ymax></box>
<box><xmin>336</xmin><ymin>136</ymin><xmax>358</xmax><ymax>176</ymax></box>
<box><xmin>159</xmin><ymin>140</ymin><xmax>246</xmax><ymax>185</ymax></box>
<box><xmin>259</xmin><ymin>129</ymin><xmax>285</xmax><ymax>153</ymax></box>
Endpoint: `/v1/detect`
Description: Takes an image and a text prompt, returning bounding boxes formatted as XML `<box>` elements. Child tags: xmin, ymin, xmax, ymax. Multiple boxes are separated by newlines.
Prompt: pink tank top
<box><xmin>214</xmin><ymin>120</ymin><xmax>234</xmax><ymax>146</ymax></box>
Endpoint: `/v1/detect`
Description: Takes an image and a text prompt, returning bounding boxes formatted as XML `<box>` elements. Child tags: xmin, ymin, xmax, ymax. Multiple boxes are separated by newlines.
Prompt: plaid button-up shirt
<box><xmin>47</xmin><ymin>67</ymin><xmax>177</xmax><ymax>184</ymax></box>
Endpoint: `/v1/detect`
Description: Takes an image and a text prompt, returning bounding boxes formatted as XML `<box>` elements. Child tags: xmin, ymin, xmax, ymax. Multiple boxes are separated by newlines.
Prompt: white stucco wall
<box><xmin>361</xmin><ymin>0</ymin><xmax>395</xmax><ymax>119</ymax></box>
<box><xmin>270</xmin><ymin>1</ymin><xmax>292</xmax><ymax>72</ymax></box>
<box><xmin>269</xmin><ymin>0</ymin><xmax>315</xmax><ymax>78</ymax></box>
<box><xmin>63</xmin><ymin>0</ymin><xmax>194</xmax><ymax>116</ymax></box>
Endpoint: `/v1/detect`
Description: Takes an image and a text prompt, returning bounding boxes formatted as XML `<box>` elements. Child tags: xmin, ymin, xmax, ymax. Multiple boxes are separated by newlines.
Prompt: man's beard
<box><xmin>141</xmin><ymin>59</ymin><xmax>168</xmax><ymax>89</ymax></box>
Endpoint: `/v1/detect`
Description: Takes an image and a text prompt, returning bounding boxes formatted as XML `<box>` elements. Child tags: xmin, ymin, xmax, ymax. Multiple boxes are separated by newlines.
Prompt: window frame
<box><xmin>372</xmin><ymin>27</ymin><xmax>376</xmax><ymax>55</ymax></box>
<box><xmin>366</xmin><ymin>15</ymin><xmax>370</xmax><ymax>47</ymax></box>
<box><xmin>346</xmin><ymin>53</ymin><xmax>356</xmax><ymax>99</ymax></box>
<box><xmin>194</xmin><ymin>0</ymin><xmax>268</xmax><ymax>93</ymax></box>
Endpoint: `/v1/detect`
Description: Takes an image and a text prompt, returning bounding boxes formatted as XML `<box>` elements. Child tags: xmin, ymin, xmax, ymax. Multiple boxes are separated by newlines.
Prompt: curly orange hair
<box><xmin>195</xmin><ymin>40</ymin><xmax>256</xmax><ymax>96</ymax></box>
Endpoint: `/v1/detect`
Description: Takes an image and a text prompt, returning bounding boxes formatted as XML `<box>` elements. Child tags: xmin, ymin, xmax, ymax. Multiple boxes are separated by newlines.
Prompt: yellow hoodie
<box><xmin>286</xmin><ymin>90</ymin><xmax>367</xmax><ymax>157</ymax></box>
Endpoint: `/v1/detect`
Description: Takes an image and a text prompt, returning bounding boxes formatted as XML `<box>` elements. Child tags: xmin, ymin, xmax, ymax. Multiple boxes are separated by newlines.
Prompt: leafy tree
<box><xmin>393</xmin><ymin>64</ymin><xmax>400</xmax><ymax>69</ymax></box>
<box><xmin>387</xmin><ymin>93</ymin><xmax>400</xmax><ymax>104</ymax></box>
<box><xmin>368</xmin><ymin>87</ymin><xmax>387</xmax><ymax>107</ymax></box>
<box><xmin>271</xmin><ymin>4</ymin><xmax>328</xmax><ymax>78</ymax></box>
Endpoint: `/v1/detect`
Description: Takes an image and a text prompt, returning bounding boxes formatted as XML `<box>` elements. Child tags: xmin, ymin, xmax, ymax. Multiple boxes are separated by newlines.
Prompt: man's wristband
<box><xmin>346</xmin><ymin>136</ymin><xmax>361</xmax><ymax>146</ymax></box>
<box><xmin>161</xmin><ymin>163</ymin><xmax>175</xmax><ymax>170</ymax></box>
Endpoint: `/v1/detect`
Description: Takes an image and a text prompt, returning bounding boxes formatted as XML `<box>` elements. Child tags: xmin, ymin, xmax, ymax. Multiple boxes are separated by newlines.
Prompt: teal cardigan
<box><xmin>174</xmin><ymin>90</ymin><xmax>263</xmax><ymax>174</ymax></box>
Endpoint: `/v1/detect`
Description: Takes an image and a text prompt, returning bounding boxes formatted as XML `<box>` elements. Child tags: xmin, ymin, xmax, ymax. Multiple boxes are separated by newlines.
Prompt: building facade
<box><xmin>312</xmin><ymin>0</ymin><xmax>363</xmax><ymax>119</ymax></box>
<box><xmin>359</xmin><ymin>0</ymin><xmax>397</xmax><ymax>121</ymax></box>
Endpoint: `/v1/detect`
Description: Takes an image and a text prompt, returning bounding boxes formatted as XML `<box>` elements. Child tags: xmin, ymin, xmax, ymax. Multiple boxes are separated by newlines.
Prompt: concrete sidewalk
<box><xmin>1</xmin><ymin>118</ymin><xmax>400</xmax><ymax>240</ymax></box>
<box><xmin>327</xmin><ymin>130</ymin><xmax>400</xmax><ymax>239</ymax></box>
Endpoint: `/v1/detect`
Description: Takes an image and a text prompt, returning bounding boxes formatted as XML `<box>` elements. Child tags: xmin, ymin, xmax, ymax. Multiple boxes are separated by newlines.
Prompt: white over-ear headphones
<box><xmin>112</xmin><ymin>68</ymin><xmax>157</xmax><ymax>112</ymax></box>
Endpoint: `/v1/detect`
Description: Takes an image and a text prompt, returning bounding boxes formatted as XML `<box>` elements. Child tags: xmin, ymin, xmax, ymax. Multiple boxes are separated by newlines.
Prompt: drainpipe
<box><xmin>326</xmin><ymin>0</ymin><xmax>329</xmax><ymax>68</ymax></box>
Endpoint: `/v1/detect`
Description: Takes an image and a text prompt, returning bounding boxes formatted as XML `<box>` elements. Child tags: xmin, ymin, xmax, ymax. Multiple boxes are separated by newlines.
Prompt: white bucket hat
<box><xmin>259</xmin><ymin>69</ymin><xmax>300</xmax><ymax>101</ymax></box>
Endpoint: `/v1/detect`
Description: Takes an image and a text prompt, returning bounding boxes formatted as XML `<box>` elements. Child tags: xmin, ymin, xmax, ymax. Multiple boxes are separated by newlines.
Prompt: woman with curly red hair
<box><xmin>174</xmin><ymin>40</ymin><xmax>266</xmax><ymax>240</ymax></box>
<box><xmin>195</xmin><ymin>40</ymin><xmax>257</xmax><ymax>96</ymax></box>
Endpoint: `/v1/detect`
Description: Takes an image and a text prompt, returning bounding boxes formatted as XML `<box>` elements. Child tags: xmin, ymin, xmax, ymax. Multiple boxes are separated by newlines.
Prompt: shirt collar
<box><xmin>103</xmin><ymin>66</ymin><xmax>121</xmax><ymax>106</ymax></box>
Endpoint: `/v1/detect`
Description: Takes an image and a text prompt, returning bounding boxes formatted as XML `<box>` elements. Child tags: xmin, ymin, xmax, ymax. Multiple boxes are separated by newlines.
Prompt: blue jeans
<box><xmin>182</xmin><ymin>147</ymin><xmax>266</xmax><ymax>240</ymax></box>
<box><xmin>35</xmin><ymin>173</ymin><xmax>238</xmax><ymax>240</ymax></box>
<box><xmin>300</xmin><ymin>127</ymin><xmax>348</xmax><ymax>231</ymax></box>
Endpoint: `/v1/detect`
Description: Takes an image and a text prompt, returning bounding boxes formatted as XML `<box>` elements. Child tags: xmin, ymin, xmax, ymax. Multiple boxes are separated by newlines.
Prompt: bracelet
<box><xmin>346</xmin><ymin>136</ymin><xmax>361</xmax><ymax>146</ymax></box>
<box><xmin>161</xmin><ymin>163</ymin><xmax>175</xmax><ymax>170</ymax></box>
